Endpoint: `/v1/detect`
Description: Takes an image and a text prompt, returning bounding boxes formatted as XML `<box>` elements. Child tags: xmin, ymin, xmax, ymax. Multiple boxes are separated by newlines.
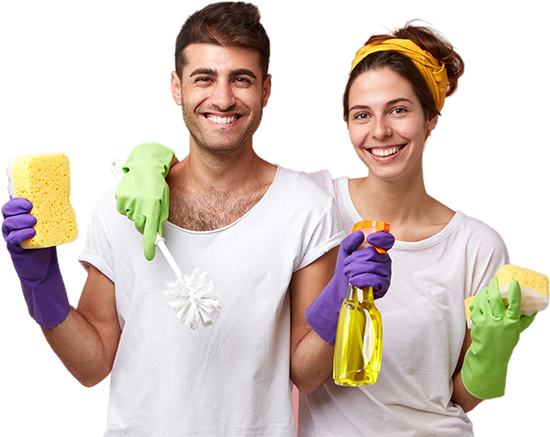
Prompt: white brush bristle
<box><xmin>164</xmin><ymin>268</ymin><xmax>221</xmax><ymax>329</ymax></box>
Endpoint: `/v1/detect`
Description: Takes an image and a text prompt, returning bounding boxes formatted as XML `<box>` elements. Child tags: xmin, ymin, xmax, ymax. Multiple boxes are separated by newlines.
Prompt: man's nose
<box><xmin>210</xmin><ymin>81</ymin><xmax>236</xmax><ymax>111</ymax></box>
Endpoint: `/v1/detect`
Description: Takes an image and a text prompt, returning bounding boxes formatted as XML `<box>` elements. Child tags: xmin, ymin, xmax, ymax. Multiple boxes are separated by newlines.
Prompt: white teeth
<box><xmin>370</xmin><ymin>147</ymin><xmax>400</xmax><ymax>157</ymax></box>
<box><xmin>207</xmin><ymin>115</ymin><xmax>237</xmax><ymax>124</ymax></box>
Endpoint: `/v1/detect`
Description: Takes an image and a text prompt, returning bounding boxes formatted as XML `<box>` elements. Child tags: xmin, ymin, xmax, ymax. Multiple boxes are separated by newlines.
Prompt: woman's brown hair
<box><xmin>343</xmin><ymin>22</ymin><xmax>464</xmax><ymax>122</ymax></box>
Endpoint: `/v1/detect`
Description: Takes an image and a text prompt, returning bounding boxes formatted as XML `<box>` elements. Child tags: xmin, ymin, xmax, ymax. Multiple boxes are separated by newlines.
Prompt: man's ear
<box><xmin>171</xmin><ymin>71</ymin><xmax>182</xmax><ymax>106</ymax></box>
<box><xmin>262</xmin><ymin>74</ymin><xmax>272</xmax><ymax>108</ymax></box>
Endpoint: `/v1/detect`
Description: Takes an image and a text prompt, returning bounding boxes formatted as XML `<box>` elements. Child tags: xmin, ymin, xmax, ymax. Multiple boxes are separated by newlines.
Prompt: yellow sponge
<box><xmin>464</xmin><ymin>296</ymin><xmax>476</xmax><ymax>327</ymax></box>
<box><xmin>465</xmin><ymin>264</ymin><xmax>549</xmax><ymax>328</ymax></box>
<box><xmin>7</xmin><ymin>153</ymin><xmax>78</xmax><ymax>248</ymax></box>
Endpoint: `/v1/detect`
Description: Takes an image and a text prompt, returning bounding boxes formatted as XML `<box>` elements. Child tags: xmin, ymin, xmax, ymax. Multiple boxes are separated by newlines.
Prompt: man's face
<box><xmin>172</xmin><ymin>43</ymin><xmax>271</xmax><ymax>156</ymax></box>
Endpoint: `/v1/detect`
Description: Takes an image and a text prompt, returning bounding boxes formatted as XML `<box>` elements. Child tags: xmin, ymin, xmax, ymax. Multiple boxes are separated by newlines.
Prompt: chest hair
<box><xmin>169</xmin><ymin>185</ymin><xmax>269</xmax><ymax>231</ymax></box>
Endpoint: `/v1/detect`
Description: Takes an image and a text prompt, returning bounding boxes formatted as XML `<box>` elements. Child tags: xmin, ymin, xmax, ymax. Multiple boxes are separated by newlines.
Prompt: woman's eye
<box><xmin>354</xmin><ymin>112</ymin><xmax>369</xmax><ymax>120</ymax></box>
<box><xmin>392</xmin><ymin>107</ymin><xmax>407</xmax><ymax>115</ymax></box>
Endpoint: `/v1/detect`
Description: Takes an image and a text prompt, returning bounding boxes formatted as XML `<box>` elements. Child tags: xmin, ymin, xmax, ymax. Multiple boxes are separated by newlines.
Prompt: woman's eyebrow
<box><xmin>350</xmin><ymin>97</ymin><xmax>414</xmax><ymax>112</ymax></box>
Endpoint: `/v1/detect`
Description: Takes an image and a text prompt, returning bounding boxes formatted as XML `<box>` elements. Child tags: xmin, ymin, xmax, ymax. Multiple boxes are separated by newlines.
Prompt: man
<box><xmin>3</xmin><ymin>2</ymin><xmax>390</xmax><ymax>435</ymax></box>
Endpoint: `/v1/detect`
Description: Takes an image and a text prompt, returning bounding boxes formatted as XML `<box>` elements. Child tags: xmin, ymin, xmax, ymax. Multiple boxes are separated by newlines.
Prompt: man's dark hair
<box><xmin>175</xmin><ymin>2</ymin><xmax>270</xmax><ymax>80</ymax></box>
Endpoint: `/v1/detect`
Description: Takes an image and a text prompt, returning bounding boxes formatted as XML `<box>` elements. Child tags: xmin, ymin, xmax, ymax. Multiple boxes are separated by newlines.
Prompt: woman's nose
<box><xmin>372</xmin><ymin>116</ymin><xmax>392</xmax><ymax>140</ymax></box>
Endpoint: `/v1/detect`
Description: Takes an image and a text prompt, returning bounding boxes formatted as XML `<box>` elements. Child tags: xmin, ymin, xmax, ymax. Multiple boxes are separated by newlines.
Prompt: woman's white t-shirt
<box><xmin>299</xmin><ymin>170</ymin><xmax>508</xmax><ymax>437</ymax></box>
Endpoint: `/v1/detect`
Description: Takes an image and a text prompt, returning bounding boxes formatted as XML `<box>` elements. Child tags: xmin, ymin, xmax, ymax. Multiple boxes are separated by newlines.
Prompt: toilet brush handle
<box><xmin>110</xmin><ymin>158</ymin><xmax>172</xmax><ymax>266</ymax></box>
<box><xmin>155</xmin><ymin>234</ymin><xmax>183</xmax><ymax>278</ymax></box>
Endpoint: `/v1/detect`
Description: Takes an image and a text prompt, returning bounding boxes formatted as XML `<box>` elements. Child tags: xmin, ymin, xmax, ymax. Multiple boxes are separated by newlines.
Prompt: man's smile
<box><xmin>205</xmin><ymin>114</ymin><xmax>240</xmax><ymax>125</ymax></box>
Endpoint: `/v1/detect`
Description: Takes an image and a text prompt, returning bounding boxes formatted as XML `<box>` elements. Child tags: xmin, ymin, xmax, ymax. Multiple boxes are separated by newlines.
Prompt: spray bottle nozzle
<box><xmin>350</xmin><ymin>220</ymin><xmax>390</xmax><ymax>254</ymax></box>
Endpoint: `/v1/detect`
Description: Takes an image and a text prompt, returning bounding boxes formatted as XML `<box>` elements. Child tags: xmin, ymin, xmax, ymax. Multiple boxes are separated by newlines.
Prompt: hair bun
<box><xmin>384</xmin><ymin>21</ymin><xmax>464</xmax><ymax>97</ymax></box>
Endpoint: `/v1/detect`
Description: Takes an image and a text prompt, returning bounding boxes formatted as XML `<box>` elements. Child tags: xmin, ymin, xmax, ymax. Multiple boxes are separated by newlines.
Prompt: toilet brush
<box><xmin>110</xmin><ymin>158</ymin><xmax>221</xmax><ymax>329</ymax></box>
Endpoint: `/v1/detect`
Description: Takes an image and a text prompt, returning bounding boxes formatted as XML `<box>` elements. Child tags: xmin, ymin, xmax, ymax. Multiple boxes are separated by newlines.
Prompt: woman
<box><xmin>297</xmin><ymin>24</ymin><xmax>530</xmax><ymax>436</ymax></box>
<box><xmin>110</xmin><ymin>23</ymin><xmax>534</xmax><ymax>435</ymax></box>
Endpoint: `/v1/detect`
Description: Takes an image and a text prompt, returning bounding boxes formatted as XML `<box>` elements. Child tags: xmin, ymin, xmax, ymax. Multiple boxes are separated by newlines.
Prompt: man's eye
<box><xmin>234</xmin><ymin>77</ymin><xmax>252</xmax><ymax>85</ymax></box>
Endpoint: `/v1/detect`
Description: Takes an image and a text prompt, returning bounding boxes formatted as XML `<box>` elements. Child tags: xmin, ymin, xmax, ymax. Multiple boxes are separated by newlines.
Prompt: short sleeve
<box><xmin>78</xmin><ymin>189</ymin><xmax>117</xmax><ymax>282</ymax></box>
<box><xmin>466</xmin><ymin>218</ymin><xmax>509</xmax><ymax>298</ymax></box>
<box><xmin>295</xmin><ymin>197</ymin><xmax>345</xmax><ymax>271</ymax></box>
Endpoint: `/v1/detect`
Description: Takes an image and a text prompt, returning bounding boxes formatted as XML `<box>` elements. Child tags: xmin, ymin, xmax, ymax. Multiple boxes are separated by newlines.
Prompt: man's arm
<box><xmin>289</xmin><ymin>247</ymin><xmax>338</xmax><ymax>394</ymax></box>
<box><xmin>42</xmin><ymin>266</ymin><xmax>121</xmax><ymax>387</ymax></box>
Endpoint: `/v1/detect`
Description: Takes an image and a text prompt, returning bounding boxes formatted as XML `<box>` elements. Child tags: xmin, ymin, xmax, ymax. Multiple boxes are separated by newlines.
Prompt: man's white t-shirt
<box><xmin>79</xmin><ymin>166</ymin><xmax>345</xmax><ymax>437</ymax></box>
<box><xmin>299</xmin><ymin>170</ymin><xmax>509</xmax><ymax>437</ymax></box>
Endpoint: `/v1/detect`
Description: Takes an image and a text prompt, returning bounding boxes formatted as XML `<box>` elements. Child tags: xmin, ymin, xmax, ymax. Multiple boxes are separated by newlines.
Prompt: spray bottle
<box><xmin>333</xmin><ymin>220</ymin><xmax>390</xmax><ymax>386</ymax></box>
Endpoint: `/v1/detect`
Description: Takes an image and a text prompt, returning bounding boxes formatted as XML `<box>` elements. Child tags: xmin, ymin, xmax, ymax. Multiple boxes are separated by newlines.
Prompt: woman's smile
<box><xmin>367</xmin><ymin>145</ymin><xmax>406</xmax><ymax>158</ymax></box>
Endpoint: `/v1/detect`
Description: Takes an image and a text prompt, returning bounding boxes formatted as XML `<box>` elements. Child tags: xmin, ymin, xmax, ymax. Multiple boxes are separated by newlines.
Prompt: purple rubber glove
<box><xmin>2</xmin><ymin>198</ymin><xmax>70</xmax><ymax>329</ymax></box>
<box><xmin>305</xmin><ymin>230</ymin><xmax>394</xmax><ymax>345</ymax></box>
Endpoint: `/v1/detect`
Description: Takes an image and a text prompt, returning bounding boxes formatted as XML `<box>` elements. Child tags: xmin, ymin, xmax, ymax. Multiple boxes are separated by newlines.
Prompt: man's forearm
<box><xmin>41</xmin><ymin>265</ymin><xmax>121</xmax><ymax>387</ymax></box>
<box><xmin>42</xmin><ymin>307</ymin><xmax>118</xmax><ymax>387</ymax></box>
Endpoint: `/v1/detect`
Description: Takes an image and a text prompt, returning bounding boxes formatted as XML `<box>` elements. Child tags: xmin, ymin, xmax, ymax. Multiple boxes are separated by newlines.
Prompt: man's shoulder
<box><xmin>89</xmin><ymin>186</ymin><xmax>120</xmax><ymax>222</ymax></box>
<box><xmin>276</xmin><ymin>167</ymin><xmax>335</xmax><ymax>201</ymax></box>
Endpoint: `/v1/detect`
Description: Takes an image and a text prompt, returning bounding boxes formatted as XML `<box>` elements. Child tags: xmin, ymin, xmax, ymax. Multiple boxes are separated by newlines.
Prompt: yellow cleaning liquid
<box><xmin>333</xmin><ymin>220</ymin><xmax>388</xmax><ymax>387</ymax></box>
<box><xmin>333</xmin><ymin>285</ymin><xmax>383</xmax><ymax>386</ymax></box>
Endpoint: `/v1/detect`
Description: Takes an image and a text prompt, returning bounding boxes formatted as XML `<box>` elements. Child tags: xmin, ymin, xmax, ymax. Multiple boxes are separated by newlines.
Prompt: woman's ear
<box><xmin>424</xmin><ymin>112</ymin><xmax>439</xmax><ymax>140</ymax></box>
<box><xmin>426</xmin><ymin>112</ymin><xmax>439</xmax><ymax>132</ymax></box>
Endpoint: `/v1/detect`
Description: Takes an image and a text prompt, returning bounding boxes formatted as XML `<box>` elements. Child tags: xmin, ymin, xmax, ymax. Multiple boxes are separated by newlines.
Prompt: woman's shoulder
<box><xmin>457</xmin><ymin>212</ymin><xmax>508</xmax><ymax>257</ymax></box>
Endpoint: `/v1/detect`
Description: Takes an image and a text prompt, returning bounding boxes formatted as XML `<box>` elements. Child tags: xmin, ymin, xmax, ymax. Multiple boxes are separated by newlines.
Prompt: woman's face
<box><xmin>347</xmin><ymin>67</ymin><xmax>437</xmax><ymax>182</ymax></box>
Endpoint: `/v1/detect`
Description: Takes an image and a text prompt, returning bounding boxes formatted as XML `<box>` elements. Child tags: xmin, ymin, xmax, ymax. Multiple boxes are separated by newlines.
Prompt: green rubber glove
<box><xmin>462</xmin><ymin>277</ymin><xmax>536</xmax><ymax>400</ymax></box>
<box><xmin>115</xmin><ymin>142</ymin><xmax>174</xmax><ymax>261</ymax></box>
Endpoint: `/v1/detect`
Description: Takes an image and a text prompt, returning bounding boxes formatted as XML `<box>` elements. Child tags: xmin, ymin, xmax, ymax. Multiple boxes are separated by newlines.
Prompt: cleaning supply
<box><xmin>6</xmin><ymin>153</ymin><xmax>78</xmax><ymax>248</ymax></box>
<box><xmin>111</xmin><ymin>156</ymin><xmax>220</xmax><ymax>329</ymax></box>
<box><xmin>3</xmin><ymin>198</ymin><xmax>71</xmax><ymax>328</ymax></box>
<box><xmin>115</xmin><ymin>142</ymin><xmax>174</xmax><ymax>261</ymax></box>
<box><xmin>462</xmin><ymin>277</ymin><xmax>537</xmax><ymax>399</ymax></box>
<box><xmin>4</xmin><ymin>153</ymin><xmax>76</xmax><ymax>329</ymax></box>
<box><xmin>305</xmin><ymin>230</ymin><xmax>394</xmax><ymax>345</ymax></box>
<box><xmin>333</xmin><ymin>220</ymin><xmax>390</xmax><ymax>386</ymax></box>
<box><xmin>465</xmin><ymin>264</ymin><xmax>548</xmax><ymax>328</ymax></box>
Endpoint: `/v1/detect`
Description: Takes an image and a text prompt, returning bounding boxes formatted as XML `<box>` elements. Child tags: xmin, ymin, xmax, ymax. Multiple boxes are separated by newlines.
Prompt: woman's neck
<box><xmin>349</xmin><ymin>173</ymin><xmax>455</xmax><ymax>242</ymax></box>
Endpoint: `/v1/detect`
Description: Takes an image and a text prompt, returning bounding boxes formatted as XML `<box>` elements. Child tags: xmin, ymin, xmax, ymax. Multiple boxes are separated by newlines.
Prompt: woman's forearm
<box><xmin>452</xmin><ymin>370</ymin><xmax>483</xmax><ymax>413</ymax></box>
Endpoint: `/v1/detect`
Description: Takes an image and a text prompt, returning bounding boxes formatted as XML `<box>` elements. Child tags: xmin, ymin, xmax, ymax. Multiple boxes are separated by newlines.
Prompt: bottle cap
<box><xmin>350</xmin><ymin>220</ymin><xmax>390</xmax><ymax>253</ymax></box>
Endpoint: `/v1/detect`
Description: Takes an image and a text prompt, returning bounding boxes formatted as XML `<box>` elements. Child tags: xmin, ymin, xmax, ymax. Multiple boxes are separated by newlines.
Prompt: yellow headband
<box><xmin>351</xmin><ymin>38</ymin><xmax>448</xmax><ymax>112</ymax></box>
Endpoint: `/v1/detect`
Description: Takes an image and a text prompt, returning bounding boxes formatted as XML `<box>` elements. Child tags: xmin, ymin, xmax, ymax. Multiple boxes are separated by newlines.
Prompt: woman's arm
<box><xmin>451</xmin><ymin>328</ymin><xmax>483</xmax><ymax>413</ymax></box>
<box><xmin>289</xmin><ymin>248</ymin><xmax>338</xmax><ymax>393</ymax></box>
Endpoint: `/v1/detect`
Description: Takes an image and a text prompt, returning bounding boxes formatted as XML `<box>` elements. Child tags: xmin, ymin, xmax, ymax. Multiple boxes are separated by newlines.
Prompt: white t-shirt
<box><xmin>79</xmin><ymin>166</ymin><xmax>345</xmax><ymax>437</ymax></box>
<box><xmin>299</xmin><ymin>170</ymin><xmax>509</xmax><ymax>437</ymax></box>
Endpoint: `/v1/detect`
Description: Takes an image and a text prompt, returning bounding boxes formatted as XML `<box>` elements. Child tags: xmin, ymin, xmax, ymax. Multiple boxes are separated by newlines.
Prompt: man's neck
<box><xmin>170</xmin><ymin>139</ymin><xmax>275</xmax><ymax>191</ymax></box>
<box><xmin>165</xmin><ymin>141</ymin><xmax>277</xmax><ymax>231</ymax></box>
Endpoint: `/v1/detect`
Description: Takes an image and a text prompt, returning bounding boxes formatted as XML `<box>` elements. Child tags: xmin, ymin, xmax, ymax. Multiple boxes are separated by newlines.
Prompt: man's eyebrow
<box><xmin>190</xmin><ymin>68</ymin><xmax>217</xmax><ymax>77</ymax></box>
<box><xmin>189</xmin><ymin>68</ymin><xmax>257</xmax><ymax>80</ymax></box>
<box><xmin>229</xmin><ymin>69</ymin><xmax>257</xmax><ymax>79</ymax></box>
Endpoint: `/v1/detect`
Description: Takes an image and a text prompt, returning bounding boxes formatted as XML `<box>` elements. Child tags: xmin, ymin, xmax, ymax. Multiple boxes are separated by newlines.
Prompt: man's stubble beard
<box><xmin>181</xmin><ymin>100</ymin><xmax>264</xmax><ymax>162</ymax></box>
